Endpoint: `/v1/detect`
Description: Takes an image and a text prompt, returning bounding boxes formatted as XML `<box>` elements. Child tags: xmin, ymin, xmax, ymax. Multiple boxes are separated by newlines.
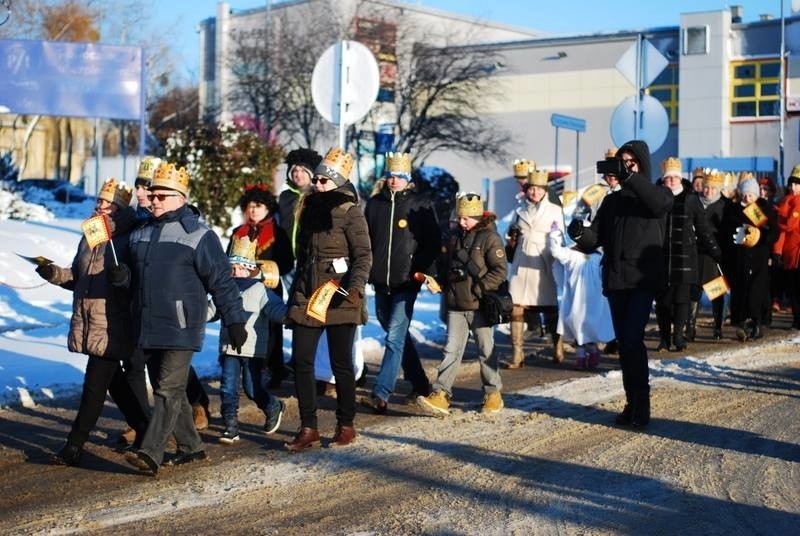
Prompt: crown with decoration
<box><xmin>605</xmin><ymin>147</ymin><xmax>618</xmax><ymax>159</ymax></box>
<box><xmin>456</xmin><ymin>192</ymin><xmax>483</xmax><ymax>218</ymax></box>
<box><xmin>385</xmin><ymin>151</ymin><xmax>412</xmax><ymax>177</ymax></box>
<box><xmin>527</xmin><ymin>168</ymin><xmax>549</xmax><ymax>188</ymax></box>
<box><xmin>228</xmin><ymin>235</ymin><xmax>258</xmax><ymax>268</ymax></box>
<box><xmin>136</xmin><ymin>156</ymin><xmax>162</xmax><ymax>185</ymax></box>
<box><xmin>151</xmin><ymin>162</ymin><xmax>190</xmax><ymax>196</ymax></box>
<box><xmin>513</xmin><ymin>159</ymin><xmax>535</xmax><ymax>178</ymax></box>
<box><xmin>704</xmin><ymin>169</ymin><xmax>725</xmax><ymax>188</ymax></box>
<box><xmin>315</xmin><ymin>147</ymin><xmax>353</xmax><ymax>186</ymax></box>
<box><xmin>97</xmin><ymin>177</ymin><xmax>133</xmax><ymax>207</ymax></box>
<box><xmin>738</xmin><ymin>171</ymin><xmax>756</xmax><ymax>184</ymax></box>
<box><xmin>692</xmin><ymin>167</ymin><xmax>706</xmax><ymax>180</ymax></box>
<box><xmin>661</xmin><ymin>157</ymin><xmax>682</xmax><ymax>176</ymax></box>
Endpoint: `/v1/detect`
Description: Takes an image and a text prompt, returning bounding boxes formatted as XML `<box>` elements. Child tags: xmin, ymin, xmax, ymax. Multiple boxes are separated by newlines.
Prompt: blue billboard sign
<box><xmin>0</xmin><ymin>39</ymin><xmax>143</xmax><ymax>120</ymax></box>
<box><xmin>550</xmin><ymin>113</ymin><xmax>586</xmax><ymax>133</ymax></box>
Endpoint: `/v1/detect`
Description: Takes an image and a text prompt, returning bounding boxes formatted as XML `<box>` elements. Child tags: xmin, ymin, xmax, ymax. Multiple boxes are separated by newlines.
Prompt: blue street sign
<box><xmin>550</xmin><ymin>113</ymin><xmax>586</xmax><ymax>133</ymax></box>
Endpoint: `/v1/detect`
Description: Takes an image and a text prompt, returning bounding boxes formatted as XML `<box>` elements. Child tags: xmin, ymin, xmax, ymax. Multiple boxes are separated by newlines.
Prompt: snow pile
<box><xmin>0</xmin><ymin>189</ymin><xmax>55</xmax><ymax>222</ymax></box>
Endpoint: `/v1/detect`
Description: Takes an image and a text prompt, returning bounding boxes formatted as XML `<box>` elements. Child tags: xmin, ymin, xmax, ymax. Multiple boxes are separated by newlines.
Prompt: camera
<box><xmin>506</xmin><ymin>225</ymin><xmax>521</xmax><ymax>241</ymax></box>
<box><xmin>448</xmin><ymin>266</ymin><xmax>468</xmax><ymax>283</ymax></box>
<box><xmin>596</xmin><ymin>157</ymin><xmax>627</xmax><ymax>176</ymax></box>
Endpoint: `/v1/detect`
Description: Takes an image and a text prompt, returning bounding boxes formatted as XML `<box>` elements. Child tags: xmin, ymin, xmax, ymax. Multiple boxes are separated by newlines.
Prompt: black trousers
<box><xmin>125</xmin><ymin>351</ymin><xmax>208</xmax><ymax>413</ymax></box>
<box><xmin>66</xmin><ymin>355</ymin><xmax>149</xmax><ymax>448</ymax></box>
<box><xmin>607</xmin><ymin>288</ymin><xmax>655</xmax><ymax>398</ymax></box>
<box><xmin>291</xmin><ymin>324</ymin><xmax>356</xmax><ymax>429</ymax></box>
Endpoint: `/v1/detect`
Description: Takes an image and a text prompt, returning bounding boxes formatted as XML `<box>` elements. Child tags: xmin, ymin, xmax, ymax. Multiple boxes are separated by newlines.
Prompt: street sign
<box><xmin>615</xmin><ymin>39</ymin><xmax>669</xmax><ymax>89</ymax></box>
<box><xmin>550</xmin><ymin>113</ymin><xmax>586</xmax><ymax>133</ymax></box>
<box><xmin>610</xmin><ymin>94</ymin><xmax>669</xmax><ymax>152</ymax></box>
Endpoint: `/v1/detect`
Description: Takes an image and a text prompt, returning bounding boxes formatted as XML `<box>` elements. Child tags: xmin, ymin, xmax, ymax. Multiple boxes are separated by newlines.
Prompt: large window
<box><xmin>731</xmin><ymin>59</ymin><xmax>781</xmax><ymax>118</ymax></box>
<box><xmin>647</xmin><ymin>64</ymin><xmax>679</xmax><ymax>125</ymax></box>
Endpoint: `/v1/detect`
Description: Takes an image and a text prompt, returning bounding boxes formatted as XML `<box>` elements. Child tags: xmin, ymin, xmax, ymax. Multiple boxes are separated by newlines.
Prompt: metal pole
<box><xmin>634</xmin><ymin>33</ymin><xmax>643</xmax><ymax>140</ymax></box>
<box><xmin>94</xmin><ymin>118</ymin><xmax>100</xmax><ymax>196</ymax></box>
<box><xmin>139</xmin><ymin>46</ymin><xmax>146</xmax><ymax>160</ymax></box>
<box><xmin>554</xmin><ymin>126</ymin><xmax>559</xmax><ymax>181</ymax></box>
<box><xmin>779</xmin><ymin>0</ymin><xmax>786</xmax><ymax>186</ymax></box>
<box><xmin>337</xmin><ymin>41</ymin><xmax>347</xmax><ymax>149</ymax></box>
<box><xmin>575</xmin><ymin>131</ymin><xmax>580</xmax><ymax>192</ymax></box>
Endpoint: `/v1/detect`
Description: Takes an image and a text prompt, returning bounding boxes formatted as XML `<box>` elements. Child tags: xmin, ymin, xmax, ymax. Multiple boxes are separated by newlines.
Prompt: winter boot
<box><xmin>672</xmin><ymin>325</ymin><xmax>688</xmax><ymax>352</ymax></box>
<box><xmin>552</xmin><ymin>333</ymin><xmax>565</xmax><ymax>364</ymax></box>
<box><xmin>587</xmin><ymin>346</ymin><xmax>601</xmax><ymax>369</ymax></box>
<box><xmin>655</xmin><ymin>305</ymin><xmax>671</xmax><ymax>352</ymax></box>
<box><xmin>736</xmin><ymin>319</ymin><xmax>753</xmax><ymax>342</ymax></box>
<box><xmin>615</xmin><ymin>392</ymin><xmax>633</xmax><ymax>426</ymax></box>
<box><xmin>219</xmin><ymin>420</ymin><xmax>240</xmax><ymax>444</ymax></box>
<box><xmin>506</xmin><ymin>320</ymin><xmax>526</xmax><ymax>369</ymax></box>
<box><xmin>51</xmin><ymin>443</ymin><xmax>83</xmax><ymax>467</ymax></box>
<box><xmin>631</xmin><ymin>391</ymin><xmax>651</xmax><ymax>428</ymax></box>
<box><xmin>574</xmin><ymin>347</ymin><xmax>588</xmax><ymax>370</ymax></box>
<box><xmin>685</xmin><ymin>301</ymin><xmax>699</xmax><ymax>342</ymax></box>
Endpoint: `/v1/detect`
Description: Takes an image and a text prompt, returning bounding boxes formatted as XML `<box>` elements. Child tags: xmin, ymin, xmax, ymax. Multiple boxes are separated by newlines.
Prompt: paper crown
<box><xmin>692</xmin><ymin>167</ymin><xmax>706</xmax><ymax>180</ymax></box>
<box><xmin>738</xmin><ymin>171</ymin><xmax>756</xmax><ymax>183</ymax></box>
<box><xmin>136</xmin><ymin>156</ymin><xmax>162</xmax><ymax>184</ymax></box>
<box><xmin>528</xmin><ymin>168</ymin><xmax>549</xmax><ymax>187</ymax></box>
<box><xmin>661</xmin><ymin>157</ymin><xmax>682</xmax><ymax>176</ymax></box>
<box><xmin>259</xmin><ymin>260</ymin><xmax>280</xmax><ymax>289</ymax></box>
<box><xmin>513</xmin><ymin>159</ymin><xmax>535</xmax><ymax>178</ymax></box>
<box><xmin>704</xmin><ymin>170</ymin><xmax>725</xmax><ymax>188</ymax></box>
<box><xmin>605</xmin><ymin>147</ymin><xmax>618</xmax><ymax>159</ymax></box>
<box><xmin>456</xmin><ymin>192</ymin><xmax>483</xmax><ymax>217</ymax></box>
<box><xmin>151</xmin><ymin>162</ymin><xmax>190</xmax><ymax>196</ymax></box>
<box><xmin>386</xmin><ymin>151</ymin><xmax>412</xmax><ymax>176</ymax></box>
<box><xmin>790</xmin><ymin>164</ymin><xmax>800</xmax><ymax>179</ymax></box>
<box><xmin>228</xmin><ymin>235</ymin><xmax>258</xmax><ymax>268</ymax></box>
<box><xmin>97</xmin><ymin>177</ymin><xmax>133</xmax><ymax>207</ymax></box>
<box><xmin>315</xmin><ymin>147</ymin><xmax>353</xmax><ymax>186</ymax></box>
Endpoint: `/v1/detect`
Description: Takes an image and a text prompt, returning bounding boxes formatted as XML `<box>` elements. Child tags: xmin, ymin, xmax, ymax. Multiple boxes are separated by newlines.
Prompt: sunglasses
<box><xmin>311</xmin><ymin>177</ymin><xmax>330</xmax><ymax>185</ymax></box>
<box><xmin>147</xmin><ymin>193</ymin><xmax>182</xmax><ymax>201</ymax></box>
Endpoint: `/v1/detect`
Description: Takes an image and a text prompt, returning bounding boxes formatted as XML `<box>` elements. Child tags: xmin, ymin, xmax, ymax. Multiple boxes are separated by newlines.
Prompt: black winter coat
<box><xmin>575</xmin><ymin>141</ymin><xmax>674</xmax><ymax>294</ymax></box>
<box><xmin>365</xmin><ymin>182</ymin><xmax>440</xmax><ymax>294</ymax></box>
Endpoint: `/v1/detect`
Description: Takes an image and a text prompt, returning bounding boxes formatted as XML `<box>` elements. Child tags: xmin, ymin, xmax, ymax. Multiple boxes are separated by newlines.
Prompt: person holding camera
<box><xmin>417</xmin><ymin>193</ymin><xmax>507</xmax><ymax>415</ymax></box>
<box><xmin>567</xmin><ymin>140</ymin><xmax>673</xmax><ymax>428</ymax></box>
<box><xmin>505</xmin><ymin>168</ymin><xmax>564</xmax><ymax>368</ymax></box>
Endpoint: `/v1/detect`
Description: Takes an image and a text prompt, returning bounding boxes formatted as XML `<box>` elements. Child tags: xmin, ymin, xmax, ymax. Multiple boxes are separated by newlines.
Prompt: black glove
<box><xmin>567</xmin><ymin>219</ymin><xmax>584</xmax><ymax>240</ymax></box>
<box><xmin>227</xmin><ymin>323</ymin><xmax>248</xmax><ymax>355</ymax></box>
<box><xmin>107</xmin><ymin>263</ymin><xmax>130</xmax><ymax>287</ymax></box>
<box><xmin>35</xmin><ymin>263</ymin><xmax>56</xmax><ymax>281</ymax></box>
<box><xmin>344</xmin><ymin>288</ymin><xmax>362</xmax><ymax>305</ymax></box>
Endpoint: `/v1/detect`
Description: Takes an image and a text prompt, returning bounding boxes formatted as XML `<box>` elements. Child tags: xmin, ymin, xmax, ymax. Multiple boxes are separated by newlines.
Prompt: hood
<box><xmin>618</xmin><ymin>140</ymin><xmax>652</xmax><ymax>181</ymax></box>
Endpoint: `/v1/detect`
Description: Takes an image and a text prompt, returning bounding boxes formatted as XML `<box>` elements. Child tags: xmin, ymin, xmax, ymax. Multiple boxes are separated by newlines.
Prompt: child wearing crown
<box><xmin>209</xmin><ymin>237</ymin><xmax>288</xmax><ymax>444</ymax></box>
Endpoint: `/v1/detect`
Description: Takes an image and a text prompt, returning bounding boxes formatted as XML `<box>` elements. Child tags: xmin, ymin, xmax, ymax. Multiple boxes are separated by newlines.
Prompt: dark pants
<box><xmin>292</xmin><ymin>324</ymin><xmax>356</xmax><ymax>429</ymax></box>
<box><xmin>128</xmin><ymin>349</ymin><xmax>208</xmax><ymax>412</ymax></box>
<box><xmin>265</xmin><ymin>321</ymin><xmax>286</xmax><ymax>377</ymax></box>
<box><xmin>607</xmin><ymin>288</ymin><xmax>655</xmax><ymax>398</ymax></box>
<box><xmin>67</xmin><ymin>355</ymin><xmax>149</xmax><ymax>448</ymax></box>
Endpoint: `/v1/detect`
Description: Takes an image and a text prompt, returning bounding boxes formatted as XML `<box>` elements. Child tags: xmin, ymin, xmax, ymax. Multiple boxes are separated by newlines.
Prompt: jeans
<box><xmin>219</xmin><ymin>355</ymin><xmax>272</xmax><ymax>422</ymax></box>
<box><xmin>433</xmin><ymin>310</ymin><xmax>502</xmax><ymax>396</ymax></box>
<box><xmin>292</xmin><ymin>324</ymin><xmax>356</xmax><ymax>429</ymax></box>
<box><xmin>372</xmin><ymin>290</ymin><xmax>429</xmax><ymax>401</ymax></box>
<box><xmin>139</xmin><ymin>349</ymin><xmax>203</xmax><ymax>464</ymax></box>
<box><xmin>607</xmin><ymin>288</ymin><xmax>655</xmax><ymax>397</ymax></box>
<box><xmin>67</xmin><ymin>355</ymin><xmax>149</xmax><ymax>448</ymax></box>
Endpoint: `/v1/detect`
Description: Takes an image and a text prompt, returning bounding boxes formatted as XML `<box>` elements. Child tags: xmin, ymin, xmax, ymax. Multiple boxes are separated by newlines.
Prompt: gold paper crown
<box><xmin>724</xmin><ymin>172</ymin><xmax>735</xmax><ymax>187</ymax></box>
<box><xmin>527</xmin><ymin>168</ymin><xmax>549</xmax><ymax>187</ymax></box>
<box><xmin>512</xmin><ymin>159</ymin><xmax>534</xmax><ymax>178</ymax></box>
<box><xmin>151</xmin><ymin>162</ymin><xmax>190</xmax><ymax>196</ymax></box>
<box><xmin>259</xmin><ymin>260</ymin><xmax>280</xmax><ymax>289</ymax></box>
<box><xmin>692</xmin><ymin>167</ymin><xmax>706</xmax><ymax>179</ymax></box>
<box><xmin>661</xmin><ymin>157</ymin><xmax>682</xmax><ymax>175</ymax></box>
<box><xmin>228</xmin><ymin>235</ymin><xmax>258</xmax><ymax>267</ymax></box>
<box><xmin>704</xmin><ymin>170</ymin><xmax>725</xmax><ymax>188</ymax></box>
<box><xmin>456</xmin><ymin>193</ymin><xmax>483</xmax><ymax>218</ymax></box>
<box><xmin>605</xmin><ymin>147</ymin><xmax>618</xmax><ymax>159</ymax></box>
<box><xmin>316</xmin><ymin>147</ymin><xmax>354</xmax><ymax>185</ymax></box>
<box><xmin>791</xmin><ymin>164</ymin><xmax>800</xmax><ymax>179</ymax></box>
<box><xmin>386</xmin><ymin>151</ymin><xmax>412</xmax><ymax>175</ymax></box>
<box><xmin>738</xmin><ymin>171</ymin><xmax>755</xmax><ymax>184</ymax></box>
<box><xmin>136</xmin><ymin>156</ymin><xmax>162</xmax><ymax>182</ymax></box>
<box><xmin>97</xmin><ymin>177</ymin><xmax>133</xmax><ymax>207</ymax></box>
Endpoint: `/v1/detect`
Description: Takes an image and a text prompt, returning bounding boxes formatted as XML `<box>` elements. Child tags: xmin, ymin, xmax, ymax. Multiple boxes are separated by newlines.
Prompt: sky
<box><xmin>156</xmin><ymin>0</ymin><xmax>786</xmax><ymax>84</ymax></box>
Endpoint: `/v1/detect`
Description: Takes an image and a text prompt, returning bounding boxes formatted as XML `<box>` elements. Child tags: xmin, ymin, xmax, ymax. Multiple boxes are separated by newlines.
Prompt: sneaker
<box><xmin>481</xmin><ymin>391</ymin><xmax>504</xmax><ymax>414</ymax></box>
<box><xmin>264</xmin><ymin>398</ymin><xmax>285</xmax><ymax>434</ymax></box>
<box><xmin>219</xmin><ymin>426</ymin><xmax>240</xmax><ymax>445</ymax></box>
<box><xmin>417</xmin><ymin>390</ymin><xmax>450</xmax><ymax>415</ymax></box>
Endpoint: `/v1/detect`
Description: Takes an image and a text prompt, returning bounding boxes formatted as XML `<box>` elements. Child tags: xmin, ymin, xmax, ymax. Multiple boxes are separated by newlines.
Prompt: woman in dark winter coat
<box><xmin>35</xmin><ymin>179</ymin><xmax>149</xmax><ymax>466</ymax></box>
<box><xmin>568</xmin><ymin>140</ymin><xmax>673</xmax><ymax>428</ymax></box>
<box><xmin>285</xmin><ymin>148</ymin><xmax>372</xmax><ymax>452</ymax></box>
<box><xmin>228</xmin><ymin>185</ymin><xmax>293</xmax><ymax>386</ymax></box>
<box><xmin>278</xmin><ymin>148</ymin><xmax>322</xmax><ymax>261</ymax></box>
<box><xmin>723</xmin><ymin>177</ymin><xmax>778</xmax><ymax>340</ymax></box>
<box><xmin>656</xmin><ymin>159</ymin><xmax>720</xmax><ymax>352</ymax></box>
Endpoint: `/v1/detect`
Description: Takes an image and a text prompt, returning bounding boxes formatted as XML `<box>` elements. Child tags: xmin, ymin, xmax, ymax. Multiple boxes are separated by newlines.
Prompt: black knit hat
<box><xmin>285</xmin><ymin>148</ymin><xmax>322</xmax><ymax>183</ymax></box>
<box><xmin>238</xmin><ymin>185</ymin><xmax>278</xmax><ymax>213</ymax></box>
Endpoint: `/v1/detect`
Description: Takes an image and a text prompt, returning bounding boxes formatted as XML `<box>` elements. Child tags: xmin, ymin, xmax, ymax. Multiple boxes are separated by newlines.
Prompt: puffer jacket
<box><xmin>575</xmin><ymin>140</ymin><xmax>674</xmax><ymax>294</ymax></box>
<box><xmin>440</xmin><ymin>214</ymin><xmax>508</xmax><ymax>311</ymax></box>
<box><xmin>774</xmin><ymin>193</ymin><xmax>800</xmax><ymax>269</ymax></box>
<box><xmin>288</xmin><ymin>182</ymin><xmax>372</xmax><ymax>326</ymax></box>
<box><xmin>365</xmin><ymin>180</ymin><xmax>440</xmax><ymax>294</ymax></box>
<box><xmin>127</xmin><ymin>204</ymin><xmax>247</xmax><ymax>351</ymax></box>
<box><xmin>47</xmin><ymin>207</ymin><xmax>137</xmax><ymax>359</ymax></box>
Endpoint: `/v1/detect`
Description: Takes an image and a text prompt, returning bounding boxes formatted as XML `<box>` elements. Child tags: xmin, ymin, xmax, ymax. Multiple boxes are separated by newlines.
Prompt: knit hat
<box><xmin>738</xmin><ymin>177</ymin><xmax>759</xmax><ymax>197</ymax></box>
<box><xmin>285</xmin><ymin>148</ymin><xmax>322</xmax><ymax>183</ymax></box>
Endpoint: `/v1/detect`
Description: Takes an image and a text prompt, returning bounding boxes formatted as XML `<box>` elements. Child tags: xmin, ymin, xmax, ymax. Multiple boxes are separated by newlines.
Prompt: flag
<box><xmin>81</xmin><ymin>215</ymin><xmax>112</xmax><ymax>249</ymax></box>
<box><xmin>703</xmin><ymin>275</ymin><xmax>730</xmax><ymax>301</ymax></box>
<box><xmin>306</xmin><ymin>280</ymin><xmax>345</xmax><ymax>323</ymax></box>
<box><xmin>743</xmin><ymin>202</ymin><xmax>767</xmax><ymax>227</ymax></box>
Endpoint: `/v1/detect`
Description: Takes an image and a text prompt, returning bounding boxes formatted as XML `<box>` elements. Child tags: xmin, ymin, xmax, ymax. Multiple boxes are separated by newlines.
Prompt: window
<box><xmin>683</xmin><ymin>26</ymin><xmax>708</xmax><ymax>55</ymax></box>
<box><xmin>647</xmin><ymin>64</ymin><xmax>679</xmax><ymax>124</ymax></box>
<box><xmin>731</xmin><ymin>58</ymin><xmax>781</xmax><ymax>118</ymax></box>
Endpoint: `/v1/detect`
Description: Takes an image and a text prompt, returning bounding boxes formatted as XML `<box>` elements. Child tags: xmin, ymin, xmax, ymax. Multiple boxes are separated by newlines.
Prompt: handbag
<box><xmin>478</xmin><ymin>280</ymin><xmax>514</xmax><ymax>325</ymax></box>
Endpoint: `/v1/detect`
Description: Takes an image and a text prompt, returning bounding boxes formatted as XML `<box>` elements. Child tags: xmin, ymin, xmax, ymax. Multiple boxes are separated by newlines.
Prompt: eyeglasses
<box><xmin>311</xmin><ymin>177</ymin><xmax>330</xmax><ymax>185</ymax></box>
<box><xmin>147</xmin><ymin>193</ymin><xmax>182</xmax><ymax>201</ymax></box>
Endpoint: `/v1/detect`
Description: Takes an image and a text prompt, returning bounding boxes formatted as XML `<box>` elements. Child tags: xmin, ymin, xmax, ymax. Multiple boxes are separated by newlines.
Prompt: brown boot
<box><xmin>192</xmin><ymin>403</ymin><xmax>209</xmax><ymax>430</ymax></box>
<box><xmin>285</xmin><ymin>427</ymin><xmax>321</xmax><ymax>453</ymax></box>
<box><xmin>330</xmin><ymin>425</ymin><xmax>357</xmax><ymax>448</ymax></box>
<box><xmin>506</xmin><ymin>320</ymin><xmax>526</xmax><ymax>369</ymax></box>
<box><xmin>553</xmin><ymin>334</ymin><xmax>565</xmax><ymax>363</ymax></box>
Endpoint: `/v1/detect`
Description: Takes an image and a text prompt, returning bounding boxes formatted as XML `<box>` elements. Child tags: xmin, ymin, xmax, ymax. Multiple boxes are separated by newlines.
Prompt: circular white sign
<box><xmin>311</xmin><ymin>40</ymin><xmax>380</xmax><ymax>126</ymax></box>
<box><xmin>610</xmin><ymin>95</ymin><xmax>669</xmax><ymax>152</ymax></box>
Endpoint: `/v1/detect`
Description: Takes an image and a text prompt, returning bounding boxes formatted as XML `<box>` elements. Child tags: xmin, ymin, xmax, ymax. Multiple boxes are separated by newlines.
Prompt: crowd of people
<box><xmin>35</xmin><ymin>138</ymin><xmax>798</xmax><ymax>473</ymax></box>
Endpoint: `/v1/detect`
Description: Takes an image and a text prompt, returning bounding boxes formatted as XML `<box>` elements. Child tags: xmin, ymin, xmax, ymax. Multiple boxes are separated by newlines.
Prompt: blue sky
<box><xmin>158</xmin><ymin>0</ymin><xmax>784</xmax><ymax>84</ymax></box>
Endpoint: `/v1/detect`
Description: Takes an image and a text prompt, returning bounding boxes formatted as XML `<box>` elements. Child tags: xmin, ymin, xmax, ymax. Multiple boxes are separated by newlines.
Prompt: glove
<box><xmin>107</xmin><ymin>263</ymin><xmax>130</xmax><ymax>287</ymax></box>
<box><xmin>344</xmin><ymin>288</ymin><xmax>362</xmax><ymax>305</ymax></box>
<box><xmin>35</xmin><ymin>263</ymin><xmax>56</xmax><ymax>281</ymax></box>
<box><xmin>227</xmin><ymin>323</ymin><xmax>248</xmax><ymax>355</ymax></box>
<box><xmin>567</xmin><ymin>218</ymin><xmax>584</xmax><ymax>240</ymax></box>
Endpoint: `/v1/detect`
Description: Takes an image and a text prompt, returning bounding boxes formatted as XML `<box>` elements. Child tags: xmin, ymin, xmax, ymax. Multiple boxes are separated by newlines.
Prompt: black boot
<box><xmin>712</xmin><ymin>323</ymin><xmax>723</xmax><ymax>340</ymax></box>
<box><xmin>656</xmin><ymin>335</ymin><xmax>671</xmax><ymax>353</ymax></box>
<box><xmin>655</xmin><ymin>305</ymin><xmax>671</xmax><ymax>352</ymax></box>
<box><xmin>685</xmin><ymin>301</ymin><xmax>698</xmax><ymax>342</ymax></box>
<box><xmin>736</xmin><ymin>319</ymin><xmax>753</xmax><ymax>342</ymax></box>
<box><xmin>631</xmin><ymin>391</ymin><xmax>650</xmax><ymax>428</ymax></box>
<box><xmin>672</xmin><ymin>327</ymin><xmax>688</xmax><ymax>352</ymax></box>
<box><xmin>615</xmin><ymin>393</ymin><xmax>633</xmax><ymax>425</ymax></box>
<box><xmin>51</xmin><ymin>443</ymin><xmax>83</xmax><ymax>467</ymax></box>
<box><xmin>750</xmin><ymin>323</ymin><xmax>763</xmax><ymax>340</ymax></box>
